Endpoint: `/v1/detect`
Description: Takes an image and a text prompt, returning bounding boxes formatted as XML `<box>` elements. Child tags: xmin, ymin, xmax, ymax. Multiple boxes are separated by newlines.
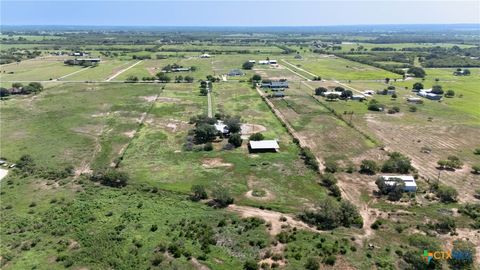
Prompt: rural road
<box><xmin>207</xmin><ymin>89</ymin><xmax>213</xmax><ymax>117</ymax></box>
<box><xmin>106</xmin><ymin>60</ymin><xmax>143</xmax><ymax>81</ymax></box>
<box><xmin>57</xmin><ymin>66</ymin><xmax>92</xmax><ymax>80</ymax></box>
<box><xmin>0</xmin><ymin>168</ymin><xmax>8</xmax><ymax>182</ymax></box>
<box><xmin>281</xmin><ymin>59</ymin><xmax>317</xmax><ymax>78</ymax></box>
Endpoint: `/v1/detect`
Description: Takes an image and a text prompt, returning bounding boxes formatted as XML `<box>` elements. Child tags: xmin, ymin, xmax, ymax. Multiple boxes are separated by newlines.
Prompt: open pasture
<box><xmin>284</xmin><ymin>55</ymin><xmax>402</xmax><ymax>80</ymax></box>
<box><xmin>0</xmin><ymin>58</ymin><xmax>84</xmax><ymax>81</ymax></box>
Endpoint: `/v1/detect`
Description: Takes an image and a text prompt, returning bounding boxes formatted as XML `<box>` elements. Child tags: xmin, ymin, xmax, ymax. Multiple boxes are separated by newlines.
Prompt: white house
<box><xmin>200</xmin><ymin>53</ymin><xmax>211</xmax><ymax>58</ymax></box>
<box><xmin>258</xmin><ymin>60</ymin><xmax>269</xmax><ymax>65</ymax></box>
<box><xmin>381</xmin><ymin>175</ymin><xmax>417</xmax><ymax>192</ymax></box>
<box><xmin>249</xmin><ymin>140</ymin><xmax>280</xmax><ymax>152</ymax></box>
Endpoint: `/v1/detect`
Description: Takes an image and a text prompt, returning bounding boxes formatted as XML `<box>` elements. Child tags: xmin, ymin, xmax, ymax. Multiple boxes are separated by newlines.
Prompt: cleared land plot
<box><xmin>65</xmin><ymin>60</ymin><xmax>133</xmax><ymax>81</ymax></box>
<box><xmin>0</xmin><ymin>83</ymin><xmax>162</xmax><ymax>171</ymax></box>
<box><xmin>0</xmin><ymin>58</ymin><xmax>84</xmax><ymax>81</ymax></box>
<box><xmin>121</xmin><ymin>82</ymin><xmax>328</xmax><ymax>212</ymax></box>
<box><xmin>284</xmin><ymin>55</ymin><xmax>402</xmax><ymax>80</ymax></box>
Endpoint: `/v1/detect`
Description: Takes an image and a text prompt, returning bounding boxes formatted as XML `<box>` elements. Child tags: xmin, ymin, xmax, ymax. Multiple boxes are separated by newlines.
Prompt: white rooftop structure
<box><xmin>249</xmin><ymin>140</ymin><xmax>280</xmax><ymax>151</ymax></box>
<box><xmin>258</xmin><ymin>60</ymin><xmax>269</xmax><ymax>65</ymax></box>
<box><xmin>200</xmin><ymin>53</ymin><xmax>211</xmax><ymax>58</ymax></box>
<box><xmin>214</xmin><ymin>121</ymin><xmax>229</xmax><ymax>134</ymax></box>
<box><xmin>248</xmin><ymin>60</ymin><xmax>256</xmax><ymax>63</ymax></box>
<box><xmin>269</xmin><ymin>60</ymin><xmax>277</xmax><ymax>64</ymax></box>
<box><xmin>363</xmin><ymin>90</ymin><xmax>375</xmax><ymax>95</ymax></box>
<box><xmin>381</xmin><ymin>175</ymin><xmax>417</xmax><ymax>192</ymax></box>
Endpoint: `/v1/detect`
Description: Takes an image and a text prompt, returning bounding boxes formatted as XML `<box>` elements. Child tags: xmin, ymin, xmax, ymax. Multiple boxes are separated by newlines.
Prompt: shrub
<box><xmin>243</xmin><ymin>260</ymin><xmax>258</xmax><ymax>270</ymax></box>
<box><xmin>301</xmin><ymin>147</ymin><xmax>319</xmax><ymax>171</ymax></box>
<box><xmin>381</xmin><ymin>152</ymin><xmax>412</xmax><ymax>174</ymax></box>
<box><xmin>210</xmin><ymin>187</ymin><xmax>234</xmax><ymax>208</ymax></box>
<box><xmin>203</xmin><ymin>142</ymin><xmax>213</xmax><ymax>151</ymax></box>
<box><xmin>324</xmin><ymin>159</ymin><xmax>339</xmax><ymax>173</ymax></box>
<box><xmin>90</xmin><ymin>169</ymin><xmax>129</xmax><ymax>187</ymax></box>
<box><xmin>359</xmin><ymin>159</ymin><xmax>378</xmax><ymax>175</ymax></box>
<box><xmin>320</xmin><ymin>173</ymin><xmax>337</xmax><ymax>187</ymax></box>
<box><xmin>435</xmin><ymin>185</ymin><xmax>458</xmax><ymax>203</ymax></box>
<box><xmin>249</xmin><ymin>133</ymin><xmax>264</xmax><ymax>141</ymax></box>
<box><xmin>305</xmin><ymin>257</ymin><xmax>320</xmax><ymax>270</ymax></box>
<box><xmin>472</xmin><ymin>165</ymin><xmax>480</xmax><ymax>174</ymax></box>
<box><xmin>228</xmin><ymin>133</ymin><xmax>243</xmax><ymax>147</ymax></box>
<box><xmin>190</xmin><ymin>185</ymin><xmax>208</xmax><ymax>201</ymax></box>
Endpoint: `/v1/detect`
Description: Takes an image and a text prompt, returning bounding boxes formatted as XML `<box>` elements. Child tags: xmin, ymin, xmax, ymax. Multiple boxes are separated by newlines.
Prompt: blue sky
<box><xmin>1</xmin><ymin>1</ymin><xmax>479</xmax><ymax>26</ymax></box>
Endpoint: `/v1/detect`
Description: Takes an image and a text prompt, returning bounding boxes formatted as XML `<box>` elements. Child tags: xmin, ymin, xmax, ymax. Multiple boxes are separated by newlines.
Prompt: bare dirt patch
<box><xmin>202</xmin><ymin>158</ymin><xmax>233</xmax><ymax>169</ymax></box>
<box><xmin>140</xmin><ymin>95</ymin><xmax>157</xmax><ymax>102</ymax></box>
<box><xmin>191</xmin><ymin>257</ymin><xmax>210</xmax><ymax>270</ymax></box>
<box><xmin>227</xmin><ymin>204</ymin><xmax>320</xmax><ymax>236</ymax></box>
<box><xmin>123</xmin><ymin>130</ymin><xmax>136</xmax><ymax>138</ymax></box>
<box><xmin>157</xmin><ymin>97</ymin><xmax>181</xmax><ymax>103</ymax></box>
<box><xmin>240</xmin><ymin>123</ymin><xmax>267</xmax><ymax>135</ymax></box>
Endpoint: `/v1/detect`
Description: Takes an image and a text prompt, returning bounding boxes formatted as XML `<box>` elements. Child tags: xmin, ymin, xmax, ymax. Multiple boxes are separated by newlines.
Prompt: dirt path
<box><xmin>57</xmin><ymin>66</ymin><xmax>91</xmax><ymax>80</ymax></box>
<box><xmin>227</xmin><ymin>204</ymin><xmax>320</xmax><ymax>235</ymax></box>
<box><xmin>106</xmin><ymin>60</ymin><xmax>143</xmax><ymax>81</ymax></box>
<box><xmin>191</xmin><ymin>257</ymin><xmax>210</xmax><ymax>270</ymax></box>
<box><xmin>73</xmin><ymin>127</ymin><xmax>105</xmax><ymax>177</ymax></box>
<box><xmin>207</xmin><ymin>90</ymin><xmax>213</xmax><ymax>117</ymax></box>
<box><xmin>255</xmin><ymin>86</ymin><xmax>323</xmax><ymax>171</ymax></box>
<box><xmin>278</xmin><ymin>62</ymin><xmax>311</xmax><ymax>81</ymax></box>
<box><xmin>281</xmin><ymin>59</ymin><xmax>317</xmax><ymax>78</ymax></box>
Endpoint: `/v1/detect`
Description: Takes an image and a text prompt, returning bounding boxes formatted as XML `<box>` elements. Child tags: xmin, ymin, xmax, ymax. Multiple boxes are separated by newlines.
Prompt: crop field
<box><xmin>1</xmin><ymin>27</ymin><xmax>480</xmax><ymax>270</ymax></box>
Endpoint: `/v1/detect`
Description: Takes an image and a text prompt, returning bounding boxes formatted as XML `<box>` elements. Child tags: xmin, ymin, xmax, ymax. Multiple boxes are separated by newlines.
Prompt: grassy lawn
<box><xmin>0</xmin><ymin>59</ymin><xmax>84</xmax><ymax>81</ymax></box>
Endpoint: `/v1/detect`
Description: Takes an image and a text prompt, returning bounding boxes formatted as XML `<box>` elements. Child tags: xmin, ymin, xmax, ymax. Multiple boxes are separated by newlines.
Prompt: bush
<box><xmin>190</xmin><ymin>185</ymin><xmax>208</xmax><ymax>201</ymax></box>
<box><xmin>435</xmin><ymin>185</ymin><xmax>458</xmax><ymax>203</ymax></box>
<box><xmin>299</xmin><ymin>198</ymin><xmax>362</xmax><ymax>229</ymax></box>
<box><xmin>243</xmin><ymin>260</ymin><xmax>258</xmax><ymax>270</ymax></box>
<box><xmin>203</xmin><ymin>142</ymin><xmax>213</xmax><ymax>151</ymax></box>
<box><xmin>381</xmin><ymin>152</ymin><xmax>412</xmax><ymax>174</ymax></box>
<box><xmin>324</xmin><ymin>159</ymin><xmax>339</xmax><ymax>173</ymax></box>
<box><xmin>320</xmin><ymin>173</ymin><xmax>337</xmax><ymax>187</ymax></box>
<box><xmin>360</xmin><ymin>159</ymin><xmax>378</xmax><ymax>175</ymax></box>
<box><xmin>210</xmin><ymin>187</ymin><xmax>234</xmax><ymax>208</ymax></box>
<box><xmin>90</xmin><ymin>169</ymin><xmax>129</xmax><ymax>187</ymax></box>
<box><xmin>228</xmin><ymin>133</ymin><xmax>243</xmax><ymax>147</ymax></box>
<box><xmin>301</xmin><ymin>147</ymin><xmax>319</xmax><ymax>171</ymax></box>
<box><xmin>305</xmin><ymin>257</ymin><xmax>320</xmax><ymax>270</ymax></box>
<box><xmin>249</xmin><ymin>133</ymin><xmax>264</xmax><ymax>141</ymax></box>
<box><xmin>472</xmin><ymin>165</ymin><xmax>480</xmax><ymax>174</ymax></box>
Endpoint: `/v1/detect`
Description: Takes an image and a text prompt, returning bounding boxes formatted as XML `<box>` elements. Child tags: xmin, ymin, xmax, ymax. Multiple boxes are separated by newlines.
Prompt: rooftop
<box><xmin>249</xmin><ymin>140</ymin><xmax>280</xmax><ymax>150</ymax></box>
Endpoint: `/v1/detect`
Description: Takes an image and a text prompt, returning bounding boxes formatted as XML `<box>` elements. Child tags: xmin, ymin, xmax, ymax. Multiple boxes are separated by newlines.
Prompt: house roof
<box><xmin>270</xmin><ymin>81</ymin><xmax>289</xmax><ymax>87</ymax></box>
<box><xmin>382</xmin><ymin>175</ymin><xmax>417</xmax><ymax>188</ymax></box>
<box><xmin>214</xmin><ymin>121</ymin><xmax>229</xmax><ymax>133</ymax></box>
<box><xmin>249</xmin><ymin>140</ymin><xmax>280</xmax><ymax>150</ymax></box>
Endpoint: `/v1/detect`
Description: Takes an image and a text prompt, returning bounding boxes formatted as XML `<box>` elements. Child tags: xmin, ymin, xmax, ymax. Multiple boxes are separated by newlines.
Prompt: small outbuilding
<box><xmin>381</xmin><ymin>175</ymin><xmax>417</xmax><ymax>192</ymax></box>
<box><xmin>227</xmin><ymin>69</ymin><xmax>244</xmax><ymax>76</ymax></box>
<box><xmin>249</xmin><ymin>140</ymin><xmax>280</xmax><ymax>153</ymax></box>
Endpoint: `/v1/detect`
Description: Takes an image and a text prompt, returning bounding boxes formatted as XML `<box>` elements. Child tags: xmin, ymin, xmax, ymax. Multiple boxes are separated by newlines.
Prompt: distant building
<box><xmin>268</xmin><ymin>60</ymin><xmax>277</xmax><ymax>64</ymax></box>
<box><xmin>258</xmin><ymin>60</ymin><xmax>269</xmax><ymax>65</ymax></box>
<box><xmin>170</xmin><ymin>67</ymin><xmax>191</xmax><ymax>72</ymax></box>
<box><xmin>248</xmin><ymin>60</ymin><xmax>256</xmax><ymax>63</ymax></box>
<box><xmin>418</xmin><ymin>91</ymin><xmax>442</xmax><ymax>100</ymax></box>
<box><xmin>321</xmin><ymin>91</ymin><xmax>341</xmax><ymax>97</ymax></box>
<box><xmin>261</xmin><ymin>81</ymin><xmax>289</xmax><ymax>88</ymax></box>
<box><xmin>200</xmin><ymin>53</ymin><xmax>211</xmax><ymax>58</ymax></box>
<box><xmin>407</xmin><ymin>97</ymin><xmax>423</xmax><ymax>103</ymax></box>
<box><xmin>294</xmin><ymin>54</ymin><xmax>302</xmax><ymax>59</ymax></box>
<box><xmin>363</xmin><ymin>90</ymin><xmax>375</xmax><ymax>96</ymax></box>
<box><xmin>227</xmin><ymin>69</ymin><xmax>244</xmax><ymax>76</ymax></box>
<box><xmin>71</xmin><ymin>52</ymin><xmax>88</xmax><ymax>57</ymax></box>
<box><xmin>249</xmin><ymin>140</ymin><xmax>280</xmax><ymax>153</ymax></box>
<box><xmin>381</xmin><ymin>175</ymin><xmax>417</xmax><ymax>192</ymax></box>
<box><xmin>351</xmin><ymin>94</ymin><xmax>366</xmax><ymax>101</ymax></box>
<box><xmin>271</xmin><ymin>91</ymin><xmax>285</xmax><ymax>98</ymax></box>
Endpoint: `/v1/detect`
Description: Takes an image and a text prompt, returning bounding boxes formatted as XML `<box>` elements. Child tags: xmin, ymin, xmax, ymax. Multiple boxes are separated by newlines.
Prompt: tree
<box><xmin>324</xmin><ymin>160</ymin><xmax>338</xmax><ymax>173</ymax></box>
<box><xmin>314</xmin><ymin>87</ymin><xmax>328</xmax><ymax>96</ymax></box>
<box><xmin>407</xmin><ymin>67</ymin><xmax>426</xmax><ymax>78</ymax></box>
<box><xmin>156</xmin><ymin>73</ymin><xmax>171</xmax><ymax>82</ymax></box>
<box><xmin>339</xmin><ymin>200</ymin><xmax>363</xmax><ymax>228</ymax></box>
<box><xmin>12</xmin><ymin>82</ymin><xmax>23</xmax><ymax>89</ymax></box>
<box><xmin>445</xmin><ymin>90</ymin><xmax>455</xmax><ymax>97</ymax></box>
<box><xmin>224</xmin><ymin>116</ymin><xmax>241</xmax><ymax>133</ymax></box>
<box><xmin>16</xmin><ymin>154</ymin><xmax>36</xmax><ymax>174</ymax></box>
<box><xmin>242</xmin><ymin>61</ymin><xmax>254</xmax><ymax>70</ymax></box>
<box><xmin>190</xmin><ymin>185</ymin><xmax>208</xmax><ymax>201</ymax></box>
<box><xmin>376</xmin><ymin>177</ymin><xmax>404</xmax><ymax>201</ymax></box>
<box><xmin>360</xmin><ymin>159</ymin><xmax>378</xmax><ymax>175</ymax></box>
<box><xmin>251</xmin><ymin>74</ymin><xmax>261</xmax><ymax>82</ymax></box>
<box><xmin>367</xmin><ymin>99</ymin><xmax>383</xmax><ymax>111</ymax></box>
<box><xmin>28</xmin><ymin>82</ymin><xmax>43</xmax><ymax>93</ymax></box>
<box><xmin>228</xmin><ymin>133</ymin><xmax>242</xmax><ymax>147</ymax></box>
<box><xmin>412</xmin><ymin>82</ymin><xmax>424</xmax><ymax>90</ymax></box>
<box><xmin>125</xmin><ymin>75</ymin><xmax>138</xmax><ymax>83</ymax></box>
<box><xmin>325</xmin><ymin>93</ymin><xmax>338</xmax><ymax>101</ymax></box>
<box><xmin>249</xmin><ymin>133</ymin><xmax>264</xmax><ymax>141</ymax></box>
<box><xmin>435</xmin><ymin>185</ymin><xmax>458</xmax><ymax>203</ymax></box>
<box><xmin>194</xmin><ymin>124</ymin><xmax>217</xmax><ymax>144</ymax></box>
<box><xmin>299</xmin><ymin>197</ymin><xmax>362</xmax><ymax>229</ymax></box>
<box><xmin>91</xmin><ymin>169</ymin><xmax>129</xmax><ymax>188</ymax></box>
<box><xmin>334</xmin><ymin>86</ymin><xmax>345</xmax><ymax>92</ymax></box>
<box><xmin>385</xmin><ymin>78</ymin><xmax>390</xmax><ymax>84</ymax></box>
<box><xmin>431</xmin><ymin>85</ymin><xmax>444</xmax><ymax>95</ymax></box>
<box><xmin>340</xmin><ymin>90</ymin><xmax>353</xmax><ymax>99</ymax></box>
<box><xmin>200</xmin><ymin>87</ymin><xmax>208</xmax><ymax>96</ymax></box>
<box><xmin>463</xmin><ymin>69</ymin><xmax>471</xmax><ymax>75</ymax></box>
<box><xmin>0</xmin><ymin>88</ymin><xmax>9</xmax><ymax>97</ymax></box>
<box><xmin>381</xmin><ymin>152</ymin><xmax>412</xmax><ymax>174</ymax></box>
<box><xmin>320</xmin><ymin>173</ymin><xmax>337</xmax><ymax>187</ymax></box>
<box><xmin>175</xmin><ymin>75</ymin><xmax>184</xmax><ymax>83</ymax></box>
<box><xmin>184</xmin><ymin>75</ymin><xmax>194</xmax><ymax>83</ymax></box>
<box><xmin>211</xmin><ymin>187</ymin><xmax>234</xmax><ymax>208</ymax></box>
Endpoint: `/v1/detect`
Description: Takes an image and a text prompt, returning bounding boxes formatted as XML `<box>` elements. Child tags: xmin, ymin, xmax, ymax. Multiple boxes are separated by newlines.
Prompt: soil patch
<box><xmin>202</xmin><ymin>158</ymin><xmax>233</xmax><ymax>169</ymax></box>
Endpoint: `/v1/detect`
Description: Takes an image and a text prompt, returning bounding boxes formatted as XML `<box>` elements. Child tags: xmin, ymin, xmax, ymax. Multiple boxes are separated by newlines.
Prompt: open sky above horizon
<box><xmin>1</xmin><ymin>1</ymin><xmax>479</xmax><ymax>26</ymax></box>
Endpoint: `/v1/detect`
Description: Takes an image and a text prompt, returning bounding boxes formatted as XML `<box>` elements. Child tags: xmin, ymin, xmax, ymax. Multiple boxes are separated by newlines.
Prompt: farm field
<box><xmin>1</xmin><ymin>25</ymin><xmax>480</xmax><ymax>270</ymax></box>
